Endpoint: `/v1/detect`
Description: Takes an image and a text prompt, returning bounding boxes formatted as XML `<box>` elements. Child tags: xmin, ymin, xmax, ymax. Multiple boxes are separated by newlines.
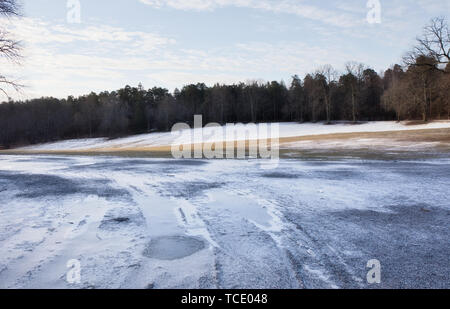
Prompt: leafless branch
<box><xmin>404</xmin><ymin>17</ymin><xmax>450</xmax><ymax>73</ymax></box>
<box><xmin>0</xmin><ymin>30</ymin><xmax>21</xmax><ymax>62</ymax></box>
<box><xmin>0</xmin><ymin>74</ymin><xmax>23</xmax><ymax>99</ymax></box>
<box><xmin>0</xmin><ymin>0</ymin><xmax>20</xmax><ymax>16</ymax></box>
<box><xmin>0</xmin><ymin>0</ymin><xmax>22</xmax><ymax>98</ymax></box>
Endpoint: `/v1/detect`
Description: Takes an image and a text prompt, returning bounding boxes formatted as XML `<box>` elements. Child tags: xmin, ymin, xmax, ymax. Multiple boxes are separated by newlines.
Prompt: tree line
<box><xmin>0</xmin><ymin>12</ymin><xmax>449</xmax><ymax>148</ymax></box>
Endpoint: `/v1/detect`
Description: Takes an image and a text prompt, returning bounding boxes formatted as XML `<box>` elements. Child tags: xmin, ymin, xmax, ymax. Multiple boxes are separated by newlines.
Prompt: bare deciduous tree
<box><xmin>0</xmin><ymin>0</ymin><xmax>22</xmax><ymax>98</ymax></box>
<box><xmin>404</xmin><ymin>17</ymin><xmax>450</xmax><ymax>73</ymax></box>
<box><xmin>316</xmin><ymin>64</ymin><xmax>338</xmax><ymax>124</ymax></box>
<box><xmin>344</xmin><ymin>61</ymin><xmax>365</xmax><ymax>122</ymax></box>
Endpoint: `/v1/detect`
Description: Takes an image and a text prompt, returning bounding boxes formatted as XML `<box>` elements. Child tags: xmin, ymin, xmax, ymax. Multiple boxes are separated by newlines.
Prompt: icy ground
<box><xmin>0</xmin><ymin>154</ymin><xmax>449</xmax><ymax>289</ymax></box>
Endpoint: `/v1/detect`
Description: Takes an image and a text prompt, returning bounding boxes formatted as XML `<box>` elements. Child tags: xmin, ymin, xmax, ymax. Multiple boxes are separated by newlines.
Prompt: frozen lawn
<box><xmin>0</xmin><ymin>153</ymin><xmax>449</xmax><ymax>289</ymax></box>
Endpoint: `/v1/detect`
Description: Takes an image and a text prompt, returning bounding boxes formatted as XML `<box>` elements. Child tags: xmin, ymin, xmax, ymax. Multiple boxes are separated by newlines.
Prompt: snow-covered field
<box><xmin>0</xmin><ymin>154</ymin><xmax>449</xmax><ymax>289</ymax></box>
<box><xmin>16</xmin><ymin>121</ymin><xmax>450</xmax><ymax>152</ymax></box>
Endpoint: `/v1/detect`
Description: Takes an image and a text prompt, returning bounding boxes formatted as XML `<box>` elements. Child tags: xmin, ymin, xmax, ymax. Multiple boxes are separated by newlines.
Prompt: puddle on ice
<box><xmin>143</xmin><ymin>236</ymin><xmax>206</xmax><ymax>260</ymax></box>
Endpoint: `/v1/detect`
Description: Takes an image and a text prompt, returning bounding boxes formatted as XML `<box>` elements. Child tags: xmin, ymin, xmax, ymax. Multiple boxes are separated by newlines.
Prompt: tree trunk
<box><xmin>447</xmin><ymin>99</ymin><xmax>450</xmax><ymax>120</ymax></box>
<box><xmin>299</xmin><ymin>100</ymin><xmax>304</xmax><ymax>122</ymax></box>
<box><xmin>312</xmin><ymin>100</ymin><xmax>316</xmax><ymax>122</ymax></box>
<box><xmin>273</xmin><ymin>99</ymin><xmax>276</xmax><ymax>121</ymax></box>
<box><xmin>146</xmin><ymin>107</ymin><xmax>151</xmax><ymax>132</ymax></box>
<box><xmin>423</xmin><ymin>79</ymin><xmax>428</xmax><ymax>122</ymax></box>
<box><xmin>325</xmin><ymin>95</ymin><xmax>331</xmax><ymax>124</ymax></box>
<box><xmin>429</xmin><ymin>88</ymin><xmax>433</xmax><ymax>121</ymax></box>
<box><xmin>351</xmin><ymin>84</ymin><xmax>356</xmax><ymax>123</ymax></box>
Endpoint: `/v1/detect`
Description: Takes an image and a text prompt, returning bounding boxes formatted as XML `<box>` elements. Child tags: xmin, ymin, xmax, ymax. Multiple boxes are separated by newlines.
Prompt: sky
<box><xmin>1</xmin><ymin>0</ymin><xmax>449</xmax><ymax>100</ymax></box>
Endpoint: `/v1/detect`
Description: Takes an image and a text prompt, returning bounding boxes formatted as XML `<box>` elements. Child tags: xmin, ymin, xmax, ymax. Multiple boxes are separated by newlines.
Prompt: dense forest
<box><xmin>1</xmin><ymin>60</ymin><xmax>448</xmax><ymax>148</ymax></box>
<box><xmin>0</xmin><ymin>2</ymin><xmax>449</xmax><ymax>148</ymax></box>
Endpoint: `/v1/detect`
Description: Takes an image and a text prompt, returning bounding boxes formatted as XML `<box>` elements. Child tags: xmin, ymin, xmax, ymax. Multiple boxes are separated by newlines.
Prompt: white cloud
<box><xmin>6</xmin><ymin>17</ymin><xmax>175</xmax><ymax>48</ymax></box>
<box><xmin>1</xmin><ymin>17</ymin><xmax>177</xmax><ymax>100</ymax></box>
<box><xmin>1</xmin><ymin>16</ymin><xmax>378</xmax><ymax>101</ymax></box>
<box><xmin>2</xmin><ymin>1</ymin><xmax>416</xmax><ymax>101</ymax></box>
<box><xmin>139</xmin><ymin>0</ymin><xmax>363</xmax><ymax>27</ymax></box>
